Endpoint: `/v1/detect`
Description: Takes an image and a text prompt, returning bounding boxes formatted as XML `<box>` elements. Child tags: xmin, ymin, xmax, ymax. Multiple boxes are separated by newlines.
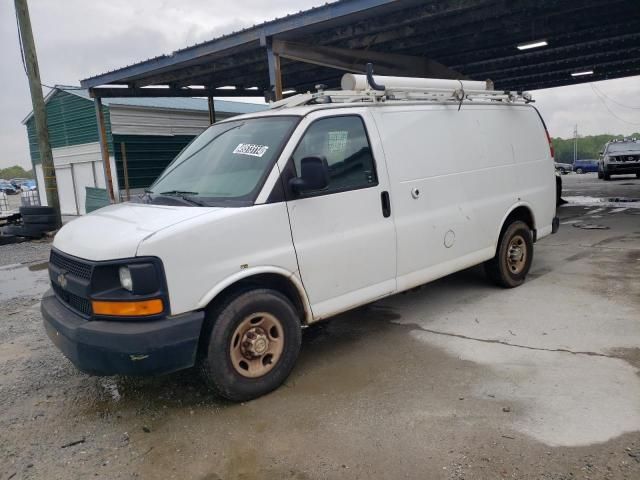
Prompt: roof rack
<box><xmin>271</xmin><ymin>63</ymin><xmax>533</xmax><ymax>109</ymax></box>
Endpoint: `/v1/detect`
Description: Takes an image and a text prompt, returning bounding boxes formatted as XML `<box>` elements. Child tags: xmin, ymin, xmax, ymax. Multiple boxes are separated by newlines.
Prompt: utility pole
<box><xmin>14</xmin><ymin>0</ymin><xmax>61</xmax><ymax>227</ymax></box>
<box><xmin>573</xmin><ymin>124</ymin><xmax>578</xmax><ymax>164</ymax></box>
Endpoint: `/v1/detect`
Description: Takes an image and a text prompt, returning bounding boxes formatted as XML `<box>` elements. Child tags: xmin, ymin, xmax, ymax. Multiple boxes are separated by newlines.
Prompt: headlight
<box><xmin>119</xmin><ymin>266</ymin><xmax>133</xmax><ymax>291</ymax></box>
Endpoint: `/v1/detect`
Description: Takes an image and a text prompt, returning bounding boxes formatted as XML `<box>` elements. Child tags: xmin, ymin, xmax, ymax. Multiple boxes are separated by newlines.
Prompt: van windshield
<box><xmin>148</xmin><ymin>116</ymin><xmax>298</xmax><ymax>206</ymax></box>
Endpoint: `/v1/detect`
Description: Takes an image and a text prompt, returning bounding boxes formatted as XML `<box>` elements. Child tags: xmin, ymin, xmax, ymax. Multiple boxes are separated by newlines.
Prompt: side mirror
<box><xmin>289</xmin><ymin>156</ymin><xmax>329</xmax><ymax>194</ymax></box>
<box><xmin>598</xmin><ymin>151</ymin><xmax>603</xmax><ymax>156</ymax></box>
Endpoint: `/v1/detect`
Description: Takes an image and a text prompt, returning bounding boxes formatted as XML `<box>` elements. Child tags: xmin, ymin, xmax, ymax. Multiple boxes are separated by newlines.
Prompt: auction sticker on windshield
<box><xmin>233</xmin><ymin>143</ymin><xmax>269</xmax><ymax>157</ymax></box>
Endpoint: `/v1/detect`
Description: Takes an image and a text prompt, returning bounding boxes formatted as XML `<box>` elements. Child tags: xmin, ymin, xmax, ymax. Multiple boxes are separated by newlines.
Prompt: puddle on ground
<box><xmin>564</xmin><ymin>196</ymin><xmax>640</xmax><ymax>208</ymax></box>
<box><xmin>0</xmin><ymin>262</ymin><xmax>50</xmax><ymax>302</ymax></box>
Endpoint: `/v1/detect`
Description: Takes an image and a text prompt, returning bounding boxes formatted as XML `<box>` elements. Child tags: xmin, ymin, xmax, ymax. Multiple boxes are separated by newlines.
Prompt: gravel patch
<box><xmin>0</xmin><ymin>240</ymin><xmax>51</xmax><ymax>267</ymax></box>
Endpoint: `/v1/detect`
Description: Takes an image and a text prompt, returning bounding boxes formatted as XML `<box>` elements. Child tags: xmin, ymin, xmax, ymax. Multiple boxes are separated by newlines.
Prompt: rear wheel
<box><xmin>199</xmin><ymin>289</ymin><xmax>301</xmax><ymax>402</ymax></box>
<box><xmin>576</xmin><ymin>168</ymin><xmax>584</xmax><ymax>174</ymax></box>
<box><xmin>484</xmin><ymin>221</ymin><xmax>533</xmax><ymax>288</ymax></box>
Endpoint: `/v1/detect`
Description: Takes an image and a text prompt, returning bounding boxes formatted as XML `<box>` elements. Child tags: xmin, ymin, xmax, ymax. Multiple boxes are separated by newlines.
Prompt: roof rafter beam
<box><xmin>271</xmin><ymin>39</ymin><xmax>465</xmax><ymax>80</ymax></box>
<box><xmin>88</xmin><ymin>87</ymin><xmax>264</xmax><ymax>98</ymax></box>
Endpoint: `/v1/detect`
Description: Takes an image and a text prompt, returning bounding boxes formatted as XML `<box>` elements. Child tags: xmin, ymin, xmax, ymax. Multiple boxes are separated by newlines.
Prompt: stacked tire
<box><xmin>1</xmin><ymin>206</ymin><xmax>59</xmax><ymax>239</ymax></box>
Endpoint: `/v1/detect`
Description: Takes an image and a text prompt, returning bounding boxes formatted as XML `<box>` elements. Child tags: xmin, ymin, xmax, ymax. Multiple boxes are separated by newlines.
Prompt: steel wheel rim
<box><xmin>229</xmin><ymin>312</ymin><xmax>284</xmax><ymax>378</ymax></box>
<box><xmin>506</xmin><ymin>234</ymin><xmax>527</xmax><ymax>275</ymax></box>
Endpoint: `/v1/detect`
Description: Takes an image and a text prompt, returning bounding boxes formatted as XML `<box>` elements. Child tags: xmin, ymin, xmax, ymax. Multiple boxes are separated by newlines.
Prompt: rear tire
<box><xmin>199</xmin><ymin>289</ymin><xmax>302</xmax><ymax>402</ymax></box>
<box><xmin>484</xmin><ymin>220</ymin><xmax>533</xmax><ymax>288</ymax></box>
<box><xmin>576</xmin><ymin>168</ymin><xmax>583</xmax><ymax>174</ymax></box>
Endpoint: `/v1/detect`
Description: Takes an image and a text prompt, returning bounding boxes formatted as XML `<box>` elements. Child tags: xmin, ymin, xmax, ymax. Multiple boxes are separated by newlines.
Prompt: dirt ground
<box><xmin>1</xmin><ymin>173</ymin><xmax>639</xmax><ymax>480</ymax></box>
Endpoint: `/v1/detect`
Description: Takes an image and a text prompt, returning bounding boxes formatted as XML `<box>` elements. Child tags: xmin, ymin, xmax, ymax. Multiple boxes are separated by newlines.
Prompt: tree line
<box><xmin>0</xmin><ymin>165</ymin><xmax>34</xmax><ymax>180</ymax></box>
<box><xmin>552</xmin><ymin>133</ymin><xmax>640</xmax><ymax>164</ymax></box>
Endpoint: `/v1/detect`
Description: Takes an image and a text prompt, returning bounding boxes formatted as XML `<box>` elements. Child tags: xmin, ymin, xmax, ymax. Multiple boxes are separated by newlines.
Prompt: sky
<box><xmin>1</xmin><ymin>0</ymin><xmax>639</xmax><ymax>170</ymax></box>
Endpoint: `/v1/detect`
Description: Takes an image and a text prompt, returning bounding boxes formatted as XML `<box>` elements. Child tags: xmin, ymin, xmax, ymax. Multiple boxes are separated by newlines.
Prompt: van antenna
<box><xmin>456</xmin><ymin>80</ymin><xmax>465</xmax><ymax>111</ymax></box>
<box><xmin>366</xmin><ymin>63</ymin><xmax>385</xmax><ymax>91</ymax></box>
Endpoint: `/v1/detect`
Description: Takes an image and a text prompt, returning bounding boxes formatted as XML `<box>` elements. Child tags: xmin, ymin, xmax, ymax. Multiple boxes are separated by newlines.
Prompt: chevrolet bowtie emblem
<box><xmin>57</xmin><ymin>272</ymin><xmax>68</xmax><ymax>289</ymax></box>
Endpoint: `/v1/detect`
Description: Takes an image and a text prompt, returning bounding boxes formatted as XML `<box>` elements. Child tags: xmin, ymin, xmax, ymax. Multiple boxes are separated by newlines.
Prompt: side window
<box><xmin>292</xmin><ymin>116</ymin><xmax>377</xmax><ymax>194</ymax></box>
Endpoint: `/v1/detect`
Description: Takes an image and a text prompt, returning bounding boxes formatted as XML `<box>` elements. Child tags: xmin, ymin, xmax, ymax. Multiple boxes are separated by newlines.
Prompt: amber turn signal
<box><xmin>92</xmin><ymin>299</ymin><xmax>163</xmax><ymax>316</ymax></box>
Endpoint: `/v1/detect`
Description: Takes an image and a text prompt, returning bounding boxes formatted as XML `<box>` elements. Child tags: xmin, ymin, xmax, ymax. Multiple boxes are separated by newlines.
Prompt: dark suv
<box><xmin>598</xmin><ymin>139</ymin><xmax>640</xmax><ymax>180</ymax></box>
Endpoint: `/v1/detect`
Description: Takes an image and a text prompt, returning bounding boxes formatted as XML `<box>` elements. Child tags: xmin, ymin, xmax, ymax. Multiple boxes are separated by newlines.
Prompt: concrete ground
<box><xmin>1</xmin><ymin>173</ymin><xmax>639</xmax><ymax>480</ymax></box>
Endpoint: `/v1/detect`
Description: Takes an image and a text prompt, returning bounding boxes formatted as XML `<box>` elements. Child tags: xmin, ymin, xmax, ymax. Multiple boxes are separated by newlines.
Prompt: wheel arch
<box><xmin>495</xmin><ymin>203</ymin><xmax>536</xmax><ymax>251</ymax></box>
<box><xmin>197</xmin><ymin>267</ymin><xmax>312</xmax><ymax>325</ymax></box>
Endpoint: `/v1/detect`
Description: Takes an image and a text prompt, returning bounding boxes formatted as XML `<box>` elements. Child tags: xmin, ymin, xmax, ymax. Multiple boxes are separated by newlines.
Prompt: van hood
<box><xmin>53</xmin><ymin>203</ymin><xmax>218</xmax><ymax>261</ymax></box>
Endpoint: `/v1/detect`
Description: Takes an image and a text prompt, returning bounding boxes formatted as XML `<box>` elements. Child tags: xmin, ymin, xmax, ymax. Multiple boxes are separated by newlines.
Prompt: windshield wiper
<box><xmin>150</xmin><ymin>190</ymin><xmax>209</xmax><ymax>206</ymax></box>
<box><xmin>159</xmin><ymin>190</ymin><xmax>199</xmax><ymax>195</ymax></box>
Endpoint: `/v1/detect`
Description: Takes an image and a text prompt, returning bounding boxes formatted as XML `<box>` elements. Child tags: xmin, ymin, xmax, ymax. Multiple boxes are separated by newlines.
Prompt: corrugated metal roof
<box><xmin>79</xmin><ymin>0</ymin><xmax>640</xmax><ymax>93</ymax></box>
<box><xmin>22</xmin><ymin>86</ymin><xmax>266</xmax><ymax>124</ymax></box>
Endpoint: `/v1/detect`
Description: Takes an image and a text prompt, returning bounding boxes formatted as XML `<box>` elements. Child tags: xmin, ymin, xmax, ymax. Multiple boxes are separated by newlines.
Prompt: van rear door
<box><xmin>283</xmin><ymin>109</ymin><xmax>397</xmax><ymax>319</ymax></box>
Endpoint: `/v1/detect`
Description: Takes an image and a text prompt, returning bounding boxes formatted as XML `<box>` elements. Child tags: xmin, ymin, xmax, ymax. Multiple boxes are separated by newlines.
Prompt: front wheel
<box><xmin>200</xmin><ymin>289</ymin><xmax>302</xmax><ymax>402</ymax></box>
<box><xmin>484</xmin><ymin>221</ymin><xmax>533</xmax><ymax>288</ymax></box>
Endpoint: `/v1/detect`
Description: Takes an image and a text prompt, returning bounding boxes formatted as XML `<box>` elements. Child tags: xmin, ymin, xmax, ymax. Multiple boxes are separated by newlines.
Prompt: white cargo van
<box><xmin>42</xmin><ymin>71</ymin><xmax>559</xmax><ymax>401</ymax></box>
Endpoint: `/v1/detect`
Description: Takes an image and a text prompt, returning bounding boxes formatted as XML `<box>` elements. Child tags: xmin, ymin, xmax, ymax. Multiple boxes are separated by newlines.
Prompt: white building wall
<box><xmin>38</xmin><ymin>142</ymin><xmax>118</xmax><ymax>215</ymax></box>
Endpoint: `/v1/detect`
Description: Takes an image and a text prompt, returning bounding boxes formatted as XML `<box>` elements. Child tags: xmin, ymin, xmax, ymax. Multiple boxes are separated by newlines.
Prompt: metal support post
<box><xmin>207</xmin><ymin>96</ymin><xmax>216</xmax><ymax>124</ymax></box>
<box><xmin>120</xmin><ymin>142</ymin><xmax>130</xmax><ymax>201</ymax></box>
<box><xmin>266</xmin><ymin>40</ymin><xmax>283</xmax><ymax>101</ymax></box>
<box><xmin>94</xmin><ymin>97</ymin><xmax>116</xmax><ymax>202</ymax></box>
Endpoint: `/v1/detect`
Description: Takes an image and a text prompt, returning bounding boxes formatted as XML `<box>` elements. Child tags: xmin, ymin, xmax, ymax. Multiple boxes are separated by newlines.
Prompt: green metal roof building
<box><xmin>22</xmin><ymin>86</ymin><xmax>266</xmax><ymax>215</ymax></box>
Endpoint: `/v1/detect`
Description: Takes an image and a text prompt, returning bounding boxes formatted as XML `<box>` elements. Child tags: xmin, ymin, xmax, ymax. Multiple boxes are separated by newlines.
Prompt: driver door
<box><xmin>284</xmin><ymin>110</ymin><xmax>397</xmax><ymax>319</ymax></box>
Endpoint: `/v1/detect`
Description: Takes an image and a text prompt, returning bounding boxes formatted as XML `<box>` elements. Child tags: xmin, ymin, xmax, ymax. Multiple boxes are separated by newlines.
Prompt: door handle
<box><xmin>381</xmin><ymin>191</ymin><xmax>391</xmax><ymax>218</ymax></box>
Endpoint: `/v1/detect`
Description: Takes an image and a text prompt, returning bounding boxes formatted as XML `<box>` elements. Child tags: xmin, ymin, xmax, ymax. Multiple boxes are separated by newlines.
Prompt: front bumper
<box><xmin>607</xmin><ymin>163</ymin><xmax>640</xmax><ymax>174</ymax></box>
<box><xmin>41</xmin><ymin>289</ymin><xmax>205</xmax><ymax>376</ymax></box>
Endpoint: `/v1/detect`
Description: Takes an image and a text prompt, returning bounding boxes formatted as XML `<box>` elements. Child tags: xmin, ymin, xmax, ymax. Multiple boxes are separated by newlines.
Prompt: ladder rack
<box><xmin>270</xmin><ymin>85</ymin><xmax>534</xmax><ymax>109</ymax></box>
<box><xmin>271</xmin><ymin>63</ymin><xmax>533</xmax><ymax>109</ymax></box>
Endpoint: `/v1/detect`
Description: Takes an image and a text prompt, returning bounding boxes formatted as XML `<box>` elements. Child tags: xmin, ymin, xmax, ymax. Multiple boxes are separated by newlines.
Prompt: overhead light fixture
<box><xmin>216</xmin><ymin>86</ymin><xmax>236</xmax><ymax>90</ymax></box>
<box><xmin>516</xmin><ymin>40</ymin><xmax>548</xmax><ymax>50</ymax></box>
<box><xmin>571</xmin><ymin>70</ymin><xmax>594</xmax><ymax>77</ymax></box>
<box><xmin>282</xmin><ymin>89</ymin><xmax>296</xmax><ymax>95</ymax></box>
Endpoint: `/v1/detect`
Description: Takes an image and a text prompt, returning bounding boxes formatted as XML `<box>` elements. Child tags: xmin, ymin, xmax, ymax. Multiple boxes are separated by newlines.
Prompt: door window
<box><xmin>292</xmin><ymin>116</ymin><xmax>377</xmax><ymax>194</ymax></box>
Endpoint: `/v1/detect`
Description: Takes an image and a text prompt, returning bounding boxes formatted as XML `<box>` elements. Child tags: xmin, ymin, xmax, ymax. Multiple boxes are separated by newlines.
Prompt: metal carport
<box><xmin>81</xmin><ymin>0</ymin><xmax>640</xmax><ymax>97</ymax></box>
<box><xmin>79</xmin><ymin>0</ymin><xmax>640</xmax><ymax>199</ymax></box>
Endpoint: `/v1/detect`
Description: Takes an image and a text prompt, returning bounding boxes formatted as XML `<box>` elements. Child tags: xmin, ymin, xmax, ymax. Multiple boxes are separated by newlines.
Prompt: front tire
<box><xmin>484</xmin><ymin>221</ymin><xmax>533</xmax><ymax>288</ymax></box>
<box><xmin>200</xmin><ymin>289</ymin><xmax>301</xmax><ymax>402</ymax></box>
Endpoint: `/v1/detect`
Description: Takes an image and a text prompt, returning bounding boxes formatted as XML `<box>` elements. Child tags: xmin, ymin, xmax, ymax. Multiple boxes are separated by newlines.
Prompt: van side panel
<box><xmin>373</xmin><ymin>104</ymin><xmax>554</xmax><ymax>291</ymax></box>
<box><xmin>137</xmin><ymin>203</ymin><xmax>299</xmax><ymax>316</ymax></box>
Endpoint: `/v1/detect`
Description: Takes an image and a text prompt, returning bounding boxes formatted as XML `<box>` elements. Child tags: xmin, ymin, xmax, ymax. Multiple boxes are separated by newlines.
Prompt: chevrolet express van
<box><xmin>42</xmin><ymin>73</ymin><xmax>559</xmax><ymax>401</ymax></box>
